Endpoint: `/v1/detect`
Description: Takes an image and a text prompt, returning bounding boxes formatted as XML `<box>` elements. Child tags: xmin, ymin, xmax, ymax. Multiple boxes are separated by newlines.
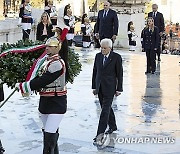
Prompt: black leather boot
<box><xmin>54</xmin><ymin>130</ymin><xmax>59</xmax><ymax>154</ymax></box>
<box><xmin>42</xmin><ymin>129</ymin><xmax>59</xmax><ymax>154</ymax></box>
<box><xmin>43</xmin><ymin>132</ymin><xmax>59</xmax><ymax>154</ymax></box>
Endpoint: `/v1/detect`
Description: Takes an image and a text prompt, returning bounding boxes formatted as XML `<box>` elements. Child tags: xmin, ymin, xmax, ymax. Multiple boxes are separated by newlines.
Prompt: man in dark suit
<box><xmin>92</xmin><ymin>38</ymin><xmax>123</xmax><ymax>146</ymax></box>
<box><xmin>95</xmin><ymin>1</ymin><xmax>119</xmax><ymax>42</ymax></box>
<box><xmin>148</xmin><ymin>4</ymin><xmax>165</xmax><ymax>61</ymax></box>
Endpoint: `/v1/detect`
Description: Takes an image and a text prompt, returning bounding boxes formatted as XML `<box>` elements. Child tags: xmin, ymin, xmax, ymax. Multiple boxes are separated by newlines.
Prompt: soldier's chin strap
<box><xmin>47</xmin><ymin>52</ymin><xmax>58</xmax><ymax>57</ymax></box>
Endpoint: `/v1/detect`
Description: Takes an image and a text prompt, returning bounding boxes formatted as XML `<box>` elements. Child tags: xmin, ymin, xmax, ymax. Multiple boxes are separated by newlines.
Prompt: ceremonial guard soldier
<box><xmin>16</xmin><ymin>36</ymin><xmax>67</xmax><ymax>154</ymax></box>
<box><xmin>81</xmin><ymin>15</ymin><xmax>93</xmax><ymax>48</ymax></box>
<box><xmin>63</xmin><ymin>5</ymin><xmax>75</xmax><ymax>46</ymax></box>
<box><xmin>18</xmin><ymin>0</ymin><xmax>33</xmax><ymax>40</ymax></box>
<box><xmin>44</xmin><ymin>0</ymin><xmax>57</xmax><ymax>30</ymax></box>
<box><xmin>128</xmin><ymin>25</ymin><xmax>138</xmax><ymax>51</ymax></box>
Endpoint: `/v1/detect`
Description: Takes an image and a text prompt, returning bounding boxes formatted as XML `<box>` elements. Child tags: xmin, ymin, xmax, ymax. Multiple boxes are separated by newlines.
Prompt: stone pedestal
<box><xmin>112</xmin><ymin>4</ymin><xmax>146</xmax><ymax>50</ymax></box>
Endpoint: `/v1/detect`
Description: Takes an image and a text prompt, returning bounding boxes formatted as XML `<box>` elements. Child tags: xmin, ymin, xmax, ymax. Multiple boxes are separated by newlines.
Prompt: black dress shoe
<box><xmin>0</xmin><ymin>147</ymin><xmax>5</xmax><ymax>154</ymax></box>
<box><xmin>151</xmin><ymin>72</ymin><xmax>155</xmax><ymax>74</ymax></box>
<box><xmin>145</xmin><ymin>71</ymin><xmax>151</xmax><ymax>74</ymax></box>
<box><xmin>105</xmin><ymin>128</ymin><xmax>117</xmax><ymax>134</ymax></box>
<box><xmin>158</xmin><ymin>58</ymin><xmax>161</xmax><ymax>61</ymax></box>
<box><xmin>93</xmin><ymin>137</ymin><xmax>97</xmax><ymax>146</ymax></box>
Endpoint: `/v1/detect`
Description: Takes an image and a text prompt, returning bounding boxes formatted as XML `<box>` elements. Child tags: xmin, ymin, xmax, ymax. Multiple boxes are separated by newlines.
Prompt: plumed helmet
<box><xmin>45</xmin><ymin>37</ymin><xmax>61</xmax><ymax>47</ymax></box>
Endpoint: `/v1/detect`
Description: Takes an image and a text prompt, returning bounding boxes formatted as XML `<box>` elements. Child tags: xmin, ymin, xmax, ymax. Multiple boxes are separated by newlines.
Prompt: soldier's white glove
<box><xmin>15</xmin><ymin>82</ymin><xmax>31</xmax><ymax>97</ymax></box>
<box><xmin>17</xmin><ymin>18</ymin><xmax>22</xmax><ymax>27</ymax></box>
<box><xmin>15</xmin><ymin>83</ymin><xmax>20</xmax><ymax>90</ymax></box>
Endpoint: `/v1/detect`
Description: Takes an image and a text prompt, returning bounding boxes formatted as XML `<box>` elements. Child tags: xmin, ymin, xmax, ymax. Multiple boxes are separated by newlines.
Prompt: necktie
<box><xmin>103</xmin><ymin>56</ymin><xmax>108</xmax><ymax>65</ymax></box>
<box><xmin>103</xmin><ymin>10</ymin><xmax>107</xmax><ymax>17</ymax></box>
<box><xmin>153</xmin><ymin>12</ymin><xmax>156</xmax><ymax>18</ymax></box>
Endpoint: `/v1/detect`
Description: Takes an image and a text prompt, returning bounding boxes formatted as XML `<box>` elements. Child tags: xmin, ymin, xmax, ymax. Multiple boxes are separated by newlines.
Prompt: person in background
<box><xmin>81</xmin><ymin>15</ymin><xmax>93</xmax><ymax>48</ymax></box>
<box><xmin>93</xmin><ymin>23</ymin><xmax>101</xmax><ymax>48</ymax></box>
<box><xmin>64</xmin><ymin>4</ymin><xmax>75</xmax><ymax>46</ymax></box>
<box><xmin>148</xmin><ymin>4</ymin><xmax>165</xmax><ymax>61</ymax></box>
<box><xmin>18</xmin><ymin>0</ymin><xmax>33</xmax><ymax>40</ymax></box>
<box><xmin>36</xmin><ymin>12</ymin><xmax>54</xmax><ymax>42</ymax></box>
<box><xmin>44</xmin><ymin>0</ymin><xmax>57</xmax><ymax>30</ymax></box>
<box><xmin>55</xmin><ymin>27</ymin><xmax>70</xmax><ymax>83</ymax></box>
<box><xmin>128</xmin><ymin>25</ymin><xmax>138</xmax><ymax>51</ymax></box>
<box><xmin>142</xmin><ymin>17</ymin><xmax>159</xmax><ymax>74</ymax></box>
<box><xmin>95</xmin><ymin>1</ymin><xmax>119</xmax><ymax>43</ymax></box>
<box><xmin>141</xmin><ymin>20</ymin><xmax>148</xmax><ymax>52</ymax></box>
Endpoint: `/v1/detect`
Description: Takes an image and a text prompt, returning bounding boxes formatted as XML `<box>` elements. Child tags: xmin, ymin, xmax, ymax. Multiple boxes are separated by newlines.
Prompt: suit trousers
<box><xmin>146</xmin><ymin>49</ymin><xmax>156</xmax><ymax>72</ymax></box>
<box><xmin>96</xmin><ymin>88</ymin><xmax>117</xmax><ymax>136</ymax></box>
<box><xmin>157</xmin><ymin>36</ymin><xmax>161</xmax><ymax>59</ymax></box>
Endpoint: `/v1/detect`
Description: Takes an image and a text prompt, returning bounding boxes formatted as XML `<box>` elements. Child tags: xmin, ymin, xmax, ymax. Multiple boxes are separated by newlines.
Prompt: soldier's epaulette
<box><xmin>44</xmin><ymin>6</ymin><xmax>50</xmax><ymax>10</ymax></box>
<box><xmin>64</xmin><ymin>15</ymin><xmax>69</xmax><ymax>20</ymax></box>
<box><xmin>20</xmin><ymin>4</ymin><xmax>24</xmax><ymax>8</ymax></box>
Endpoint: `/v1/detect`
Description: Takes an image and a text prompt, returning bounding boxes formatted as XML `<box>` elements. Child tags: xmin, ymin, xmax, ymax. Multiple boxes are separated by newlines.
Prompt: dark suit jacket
<box><xmin>148</xmin><ymin>12</ymin><xmax>165</xmax><ymax>32</ymax></box>
<box><xmin>142</xmin><ymin>26</ymin><xmax>159</xmax><ymax>50</ymax></box>
<box><xmin>95</xmin><ymin>9</ymin><xmax>119</xmax><ymax>39</ymax></box>
<box><xmin>92</xmin><ymin>51</ymin><xmax>123</xmax><ymax>97</ymax></box>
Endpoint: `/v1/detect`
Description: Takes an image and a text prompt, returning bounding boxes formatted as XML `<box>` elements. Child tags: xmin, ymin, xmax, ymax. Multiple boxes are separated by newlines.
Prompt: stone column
<box><xmin>112</xmin><ymin>4</ymin><xmax>146</xmax><ymax>50</ymax></box>
<box><xmin>0</xmin><ymin>0</ymin><xmax>4</xmax><ymax>20</ymax></box>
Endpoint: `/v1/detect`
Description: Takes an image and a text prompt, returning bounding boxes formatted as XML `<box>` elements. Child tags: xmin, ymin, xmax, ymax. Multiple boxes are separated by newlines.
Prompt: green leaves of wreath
<box><xmin>0</xmin><ymin>39</ymin><xmax>82</xmax><ymax>89</ymax></box>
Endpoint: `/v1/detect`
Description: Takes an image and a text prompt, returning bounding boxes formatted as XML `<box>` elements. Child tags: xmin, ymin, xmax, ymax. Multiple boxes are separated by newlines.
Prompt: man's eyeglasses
<box><xmin>104</xmin><ymin>5</ymin><xmax>108</xmax><ymax>6</ymax></box>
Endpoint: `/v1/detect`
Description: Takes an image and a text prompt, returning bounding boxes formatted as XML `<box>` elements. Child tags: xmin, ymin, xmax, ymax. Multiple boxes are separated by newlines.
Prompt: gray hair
<box><xmin>100</xmin><ymin>38</ymin><xmax>113</xmax><ymax>48</ymax></box>
<box><xmin>152</xmin><ymin>4</ymin><xmax>158</xmax><ymax>8</ymax></box>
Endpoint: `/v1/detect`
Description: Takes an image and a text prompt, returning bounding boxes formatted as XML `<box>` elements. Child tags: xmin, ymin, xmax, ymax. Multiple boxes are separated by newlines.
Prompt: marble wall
<box><xmin>112</xmin><ymin>5</ymin><xmax>146</xmax><ymax>49</ymax></box>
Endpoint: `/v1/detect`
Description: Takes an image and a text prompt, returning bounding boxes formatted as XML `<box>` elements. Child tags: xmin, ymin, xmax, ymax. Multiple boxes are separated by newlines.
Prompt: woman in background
<box><xmin>142</xmin><ymin>17</ymin><xmax>159</xmax><ymax>74</ymax></box>
<box><xmin>36</xmin><ymin>12</ymin><xmax>54</xmax><ymax>42</ymax></box>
